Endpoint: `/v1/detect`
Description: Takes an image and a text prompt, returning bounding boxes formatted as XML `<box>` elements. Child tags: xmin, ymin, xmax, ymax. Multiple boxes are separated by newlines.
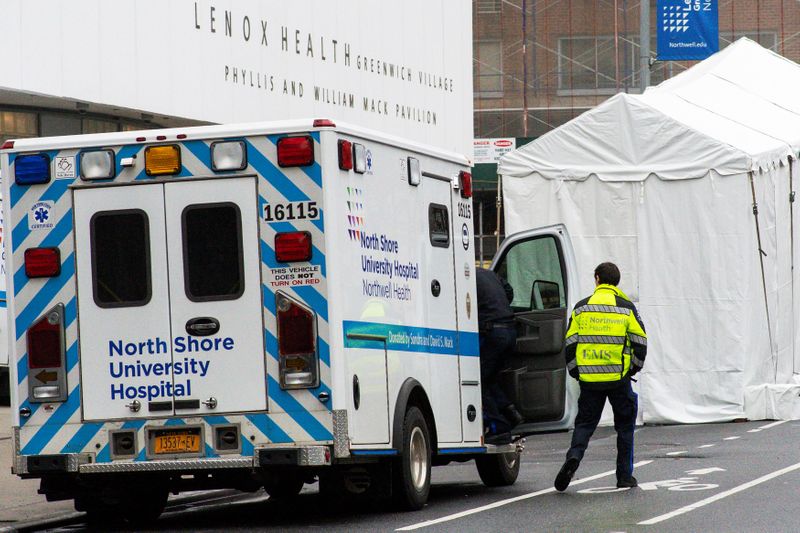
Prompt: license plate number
<box><xmin>154</xmin><ymin>432</ymin><xmax>200</xmax><ymax>454</ymax></box>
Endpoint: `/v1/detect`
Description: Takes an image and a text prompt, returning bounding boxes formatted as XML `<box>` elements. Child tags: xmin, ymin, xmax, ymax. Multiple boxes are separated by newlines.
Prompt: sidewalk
<box><xmin>0</xmin><ymin>407</ymin><xmax>77</xmax><ymax>528</ymax></box>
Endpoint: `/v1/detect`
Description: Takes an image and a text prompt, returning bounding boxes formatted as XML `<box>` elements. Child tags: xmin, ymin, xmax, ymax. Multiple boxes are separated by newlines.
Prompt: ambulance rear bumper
<box><xmin>14</xmin><ymin>445</ymin><xmax>333</xmax><ymax>476</ymax></box>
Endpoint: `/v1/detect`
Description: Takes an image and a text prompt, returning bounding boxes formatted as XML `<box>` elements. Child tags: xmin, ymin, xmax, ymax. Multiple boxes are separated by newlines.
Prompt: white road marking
<box><xmin>666</xmin><ymin>451</ymin><xmax>688</xmax><ymax>456</ymax></box>
<box><xmin>638</xmin><ymin>461</ymin><xmax>800</xmax><ymax>525</ymax></box>
<box><xmin>759</xmin><ymin>420</ymin><xmax>788</xmax><ymax>430</ymax></box>
<box><xmin>697</xmin><ymin>444</ymin><xmax>715</xmax><ymax>449</ymax></box>
<box><xmin>396</xmin><ymin>460</ymin><xmax>654</xmax><ymax>531</ymax></box>
<box><xmin>723</xmin><ymin>436</ymin><xmax>740</xmax><ymax>441</ymax></box>
<box><xmin>686</xmin><ymin>467</ymin><xmax>725</xmax><ymax>475</ymax></box>
<box><xmin>747</xmin><ymin>429</ymin><xmax>762</xmax><ymax>433</ymax></box>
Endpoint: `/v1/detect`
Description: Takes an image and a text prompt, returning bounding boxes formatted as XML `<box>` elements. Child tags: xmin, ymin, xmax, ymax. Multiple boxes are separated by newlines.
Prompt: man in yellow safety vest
<box><xmin>554</xmin><ymin>262</ymin><xmax>647</xmax><ymax>491</ymax></box>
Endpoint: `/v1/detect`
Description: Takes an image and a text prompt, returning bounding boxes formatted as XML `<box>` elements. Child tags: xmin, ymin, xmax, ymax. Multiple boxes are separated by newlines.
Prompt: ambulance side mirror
<box><xmin>531</xmin><ymin>280</ymin><xmax>560</xmax><ymax>310</ymax></box>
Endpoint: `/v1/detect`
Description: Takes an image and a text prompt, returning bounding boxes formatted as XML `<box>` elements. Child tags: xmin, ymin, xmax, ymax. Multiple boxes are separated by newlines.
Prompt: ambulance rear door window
<box><xmin>91</xmin><ymin>210</ymin><xmax>151</xmax><ymax>308</ymax></box>
<box><xmin>182</xmin><ymin>203</ymin><xmax>244</xmax><ymax>302</ymax></box>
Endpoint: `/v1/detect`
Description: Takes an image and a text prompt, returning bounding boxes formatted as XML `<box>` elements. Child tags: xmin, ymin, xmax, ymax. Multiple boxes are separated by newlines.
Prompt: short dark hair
<box><xmin>594</xmin><ymin>262</ymin><xmax>621</xmax><ymax>286</ymax></box>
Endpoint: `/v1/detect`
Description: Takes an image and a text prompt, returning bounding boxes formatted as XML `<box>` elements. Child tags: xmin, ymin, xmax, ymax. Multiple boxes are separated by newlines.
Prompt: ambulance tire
<box><xmin>119</xmin><ymin>487</ymin><xmax>169</xmax><ymax>527</ymax></box>
<box><xmin>475</xmin><ymin>451</ymin><xmax>521</xmax><ymax>487</ymax></box>
<box><xmin>264</xmin><ymin>475</ymin><xmax>304</xmax><ymax>500</ymax></box>
<box><xmin>81</xmin><ymin>500</ymin><xmax>123</xmax><ymax>528</ymax></box>
<box><xmin>392</xmin><ymin>406</ymin><xmax>431</xmax><ymax>511</ymax></box>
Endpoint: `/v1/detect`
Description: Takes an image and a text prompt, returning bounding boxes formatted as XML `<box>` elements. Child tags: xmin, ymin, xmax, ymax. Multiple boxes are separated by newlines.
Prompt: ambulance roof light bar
<box><xmin>1</xmin><ymin>140</ymin><xmax>14</xmax><ymax>150</ymax></box>
<box><xmin>313</xmin><ymin>119</ymin><xmax>336</xmax><ymax>128</ymax></box>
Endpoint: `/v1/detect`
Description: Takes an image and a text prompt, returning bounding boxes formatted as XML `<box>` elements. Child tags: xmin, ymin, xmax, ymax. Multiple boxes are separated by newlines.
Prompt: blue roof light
<box><xmin>15</xmin><ymin>154</ymin><xmax>51</xmax><ymax>185</ymax></box>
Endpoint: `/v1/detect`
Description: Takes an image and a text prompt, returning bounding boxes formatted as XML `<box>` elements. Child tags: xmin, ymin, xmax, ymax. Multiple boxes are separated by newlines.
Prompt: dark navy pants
<box><xmin>566</xmin><ymin>380</ymin><xmax>638</xmax><ymax>480</ymax></box>
<box><xmin>479</xmin><ymin>325</ymin><xmax>516</xmax><ymax>420</ymax></box>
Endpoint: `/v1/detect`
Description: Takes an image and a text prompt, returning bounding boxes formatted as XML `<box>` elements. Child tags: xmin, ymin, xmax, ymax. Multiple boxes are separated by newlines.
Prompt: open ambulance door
<box><xmin>490</xmin><ymin>224</ymin><xmax>579</xmax><ymax>435</ymax></box>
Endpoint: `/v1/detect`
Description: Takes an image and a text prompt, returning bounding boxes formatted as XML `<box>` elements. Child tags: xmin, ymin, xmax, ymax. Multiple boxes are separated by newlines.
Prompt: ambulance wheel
<box><xmin>81</xmin><ymin>500</ymin><xmax>122</xmax><ymax>528</ymax></box>
<box><xmin>392</xmin><ymin>406</ymin><xmax>431</xmax><ymax>511</ymax></box>
<box><xmin>119</xmin><ymin>487</ymin><xmax>168</xmax><ymax>526</ymax></box>
<box><xmin>475</xmin><ymin>451</ymin><xmax>521</xmax><ymax>487</ymax></box>
<box><xmin>264</xmin><ymin>474</ymin><xmax>304</xmax><ymax>500</ymax></box>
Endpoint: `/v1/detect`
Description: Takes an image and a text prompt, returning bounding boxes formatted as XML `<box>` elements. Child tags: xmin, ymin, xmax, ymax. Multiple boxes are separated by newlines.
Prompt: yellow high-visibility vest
<box><xmin>565</xmin><ymin>284</ymin><xmax>647</xmax><ymax>383</ymax></box>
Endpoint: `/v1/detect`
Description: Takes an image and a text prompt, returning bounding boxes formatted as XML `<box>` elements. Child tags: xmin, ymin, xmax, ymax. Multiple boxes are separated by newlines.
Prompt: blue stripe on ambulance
<box><xmin>21</xmin><ymin>386</ymin><xmax>81</xmax><ymax>455</ymax></box>
<box><xmin>266</xmin><ymin>376</ymin><xmax>332</xmax><ymax>441</ymax></box>
<box><xmin>246</xmin><ymin>414</ymin><xmax>292</xmax><ymax>444</ymax></box>
<box><xmin>115</xmin><ymin>145</ymin><xmax>142</xmax><ymax>176</ymax></box>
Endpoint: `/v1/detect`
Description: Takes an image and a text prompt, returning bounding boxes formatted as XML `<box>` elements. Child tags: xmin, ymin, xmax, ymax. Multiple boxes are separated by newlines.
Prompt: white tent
<box><xmin>499</xmin><ymin>38</ymin><xmax>800</xmax><ymax>424</ymax></box>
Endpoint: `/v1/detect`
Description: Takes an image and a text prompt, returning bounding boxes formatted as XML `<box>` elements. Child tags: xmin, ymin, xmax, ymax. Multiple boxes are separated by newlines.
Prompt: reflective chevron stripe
<box><xmin>574</xmin><ymin>304</ymin><xmax>631</xmax><ymax>316</ymax></box>
<box><xmin>576</xmin><ymin>335</ymin><xmax>627</xmax><ymax>345</ymax></box>
<box><xmin>579</xmin><ymin>365</ymin><xmax>624</xmax><ymax>374</ymax></box>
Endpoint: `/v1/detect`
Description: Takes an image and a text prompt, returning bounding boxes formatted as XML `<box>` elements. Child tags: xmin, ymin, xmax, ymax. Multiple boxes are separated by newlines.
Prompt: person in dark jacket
<box><xmin>554</xmin><ymin>262</ymin><xmax>647</xmax><ymax>491</ymax></box>
<box><xmin>476</xmin><ymin>268</ymin><xmax>524</xmax><ymax>440</ymax></box>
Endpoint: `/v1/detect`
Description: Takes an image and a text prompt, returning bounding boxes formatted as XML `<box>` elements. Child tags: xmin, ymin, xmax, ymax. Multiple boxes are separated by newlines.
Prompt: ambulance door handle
<box><xmin>186</xmin><ymin>317</ymin><xmax>220</xmax><ymax>336</ymax></box>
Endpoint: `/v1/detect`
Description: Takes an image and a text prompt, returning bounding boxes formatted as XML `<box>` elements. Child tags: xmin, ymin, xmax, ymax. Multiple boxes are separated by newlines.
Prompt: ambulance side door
<box><xmin>491</xmin><ymin>224</ymin><xmax>579</xmax><ymax>433</ymax></box>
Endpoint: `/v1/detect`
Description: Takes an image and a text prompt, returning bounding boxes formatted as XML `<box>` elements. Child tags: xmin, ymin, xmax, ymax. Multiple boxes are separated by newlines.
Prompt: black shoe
<box><xmin>616</xmin><ymin>476</ymin><xmax>638</xmax><ymax>488</ymax></box>
<box><xmin>554</xmin><ymin>457</ymin><xmax>580</xmax><ymax>492</ymax></box>
<box><xmin>503</xmin><ymin>404</ymin><xmax>525</xmax><ymax>427</ymax></box>
<box><xmin>485</xmin><ymin>432</ymin><xmax>513</xmax><ymax>445</ymax></box>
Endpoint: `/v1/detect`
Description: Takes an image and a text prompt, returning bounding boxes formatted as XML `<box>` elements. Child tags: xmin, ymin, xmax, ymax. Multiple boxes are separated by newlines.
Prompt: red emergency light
<box><xmin>24</xmin><ymin>248</ymin><xmax>61</xmax><ymax>278</ymax></box>
<box><xmin>277</xmin><ymin>136</ymin><xmax>314</xmax><ymax>167</ymax></box>
<box><xmin>275</xmin><ymin>231</ymin><xmax>313</xmax><ymax>262</ymax></box>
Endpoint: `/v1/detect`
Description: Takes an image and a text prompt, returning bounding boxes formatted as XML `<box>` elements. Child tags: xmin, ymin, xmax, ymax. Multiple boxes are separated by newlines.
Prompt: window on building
<box><xmin>558</xmin><ymin>36</ymin><xmax>638</xmax><ymax>93</ymax></box>
<box><xmin>475</xmin><ymin>41</ymin><xmax>503</xmax><ymax>97</ymax></box>
<box><xmin>83</xmin><ymin>118</ymin><xmax>119</xmax><ymax>134</ymax></box>
<box><xmin>721</xmin><ymin>31</ymin><xmax>777</xmax><ymax>51</ymax></box>
<box><xmin>0</xmin><ymin>110</ymin><xmax>37</xmax><ymax>142</ymax></box>
<box><xmin>476</xmin><ymin>0</ymin><xmax>501</xmax><ymax>14</ymax></box>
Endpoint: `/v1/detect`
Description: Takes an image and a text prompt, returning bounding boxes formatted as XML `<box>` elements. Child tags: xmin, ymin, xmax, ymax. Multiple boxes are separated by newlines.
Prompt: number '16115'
<box><xmin>263</xmin><ymin>201</ymin><xmax>320</xmax><ymax>222</ymax></box>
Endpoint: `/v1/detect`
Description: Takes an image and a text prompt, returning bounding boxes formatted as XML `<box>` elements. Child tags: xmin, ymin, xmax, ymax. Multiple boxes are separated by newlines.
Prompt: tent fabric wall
<box><xmin>499</xmin><ymin>38</ymin><xmax>800</xmax><ymax>423</ymax></box>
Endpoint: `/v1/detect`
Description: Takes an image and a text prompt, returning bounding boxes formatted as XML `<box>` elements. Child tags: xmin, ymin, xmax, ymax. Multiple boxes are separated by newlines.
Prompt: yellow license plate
<box><xmin>154</xmin><ymin>432</ymin><xmax>201</xmax><ymax>454</ymax></box>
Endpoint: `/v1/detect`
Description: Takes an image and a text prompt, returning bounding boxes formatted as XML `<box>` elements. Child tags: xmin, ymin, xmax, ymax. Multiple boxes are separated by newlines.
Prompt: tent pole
<box><xmin>496</xmin><ymin>175</ymin><xmax>503</xmax><ymax>253</ymax></box>
<box><xmin>749</xmin><ymin>171</ymin><xmax>777</xmax><ymax>382</ymax></box>
<box><xmin>790</xmin><ymin>158</ymin><xmax>796</xmax><ymax>375</ymax></box>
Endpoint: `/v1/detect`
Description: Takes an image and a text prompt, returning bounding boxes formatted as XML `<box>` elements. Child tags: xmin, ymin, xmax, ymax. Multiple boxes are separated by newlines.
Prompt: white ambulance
<box><xmin>0</xmin><ymin>120</ymin><xmax>577</xmax><ymax>523</ymax></box>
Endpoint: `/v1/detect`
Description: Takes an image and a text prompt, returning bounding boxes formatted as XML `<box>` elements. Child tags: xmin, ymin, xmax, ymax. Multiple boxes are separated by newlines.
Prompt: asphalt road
<box><xmin>41</xmin><ymin>419</ymin><xmax>800</xmax><ymax>532</ymax></box>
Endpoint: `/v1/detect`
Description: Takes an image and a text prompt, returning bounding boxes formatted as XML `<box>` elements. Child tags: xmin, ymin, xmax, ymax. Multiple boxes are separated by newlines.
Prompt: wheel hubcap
<box><xmin>409</xmin><ymin>426</ymin><xmax>428</xmax><ymax>490</ymax></box>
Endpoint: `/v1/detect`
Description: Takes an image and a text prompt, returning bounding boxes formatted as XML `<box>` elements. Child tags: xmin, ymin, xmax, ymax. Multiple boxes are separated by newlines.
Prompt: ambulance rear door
<box><xmin>74</xmin><ymin>176</ymin><xmax>266</xmax><ymax>421</ymax></box>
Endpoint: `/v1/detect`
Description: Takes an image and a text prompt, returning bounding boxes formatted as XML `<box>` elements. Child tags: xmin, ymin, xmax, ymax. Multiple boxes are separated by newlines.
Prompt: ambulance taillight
<box><xmin>458</xmin><ymin>171</ymin><xmax>473</xmax><ymax>198</ymax></box>
<box><xmin>24</xmin><ymin>248</ymin><xmax>61</xmax><ymax>278</ymax></box>
<box><xmin>338</xmin><ymin>140</ymin><xmax>353</xmax><ymax>170</ymax></box>
<box><xmin>275</xmin><ymin>232</ymin><xmax>312</xmax><ymax>262</ymax></box>
<box><xmin>277</xmin><ymin>136</ymin><xmax>314</xmax><ymax>167</ymax></box>
<box><xmin>27</xmin><ymin>304</ymin><xmax>67</xmax><ymax>402</ymax></box>
<box><xmin>275</xmin><ymin>292</ymin><xmax>319</xmax><ymax>389</ymax></box>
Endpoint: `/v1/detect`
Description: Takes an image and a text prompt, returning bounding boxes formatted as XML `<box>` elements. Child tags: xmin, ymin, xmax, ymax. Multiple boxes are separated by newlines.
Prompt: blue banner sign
<box><xmin>657</xmin><ymin>0</ymin><xmax>719</xmax><ymax>61</ymax></box>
